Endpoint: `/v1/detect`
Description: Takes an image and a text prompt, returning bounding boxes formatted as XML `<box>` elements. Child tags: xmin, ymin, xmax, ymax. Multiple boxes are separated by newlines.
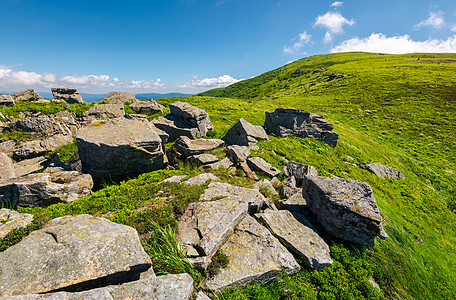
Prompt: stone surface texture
<box><xmin>222</xmin><ymin>118</ymin><xmax>268</xmax><ymax>147</ymax></box>
<box><xmin>13</xmin><ymin>156</ymin><xmax>49</xmax><ymax>178</ymax></box>
<box><xmin>13</xmin><ymin>134</ymin><xmax>73</xmax><ymax>161</ymax></box>
<box><xmin>247</xmin><ymin>157</ymin><xmax>281</xmax><ymax>177</ymax></box>
<box><xmin>203</xmin><ymin>215</ymin><xmax>300</xmax><ymax>292</ymax></box>
<box><xmin>0</xmin><ymin>94</ymin><xmax>15</xmax><ymax>106</ymax></box>
<box><xmin>0</xmin><ymin>169</ymin><xmax>93</xmax><ymax>208</ymax></box>
<box><xmin>174</xmin><ymin>136</ymin><xmax>224</xmax><ymax>156</ymax></box>
<box><xmin>76</xmin><ymin>118</ymin><xmax>166</xmax><ymax>180</ymax></box>
<box><xmin>177</xmin><ymin>196</ymin><xmax>248</xmax><ymax>270</ymax></box>
<box><xmin>129</xmin><ymin>100</ymin><xmax>164</xmax><ymax>115</ymax></box>
<box><xmin>0</xmin><ymin>208</ymin><xmax>34</xmax><ymax>239</ymax></box>
<box><xmin>366</xmin><ymin>163</ymin><xmax>405</xmax><ymax>179</ymax></box>
<box><xmin>51</xmin><ymin>88</ymin><xmax>83</xmax><ymax>104</ymax></box>
<box><xmin>227</xmin><ymin>145</ymin><xmax>250</xmax><ymax>164</ymax></box>
<box><xmin>264</xmin><ymin>108</ymin><xmax>338</xmax><ymax>147</ymax></box>
<box><xmin>82</xmin><ymin>104</ymin><xmax>125</xmax><ymax>121</ymax></box>
<box><xmin>0</xmin><ymin>152</ymin><xmax>15</xmax><ymax>182</ymax></box>
<box><xmin>14</xmin><ymin>89</ymin><xmax>41</xmax><ymax>102</ymax></box>
<box><xmin>257</xmin><ymin>208</ymin><xmax>332</xmax><ymax>270</ymax></box>
<box><xmin>0</xmin><ymin>215</ymin><xmax>153</xmax><ymax>296</ymax></box>
<box><xmin>188</xmin><ymin>154</ymin><xmax>219</xmax><ymax>166</ymax></box>
<box><xmin>282</xmin><ymin>161</ymin><xmax>318</xmax><ymax>186</ymax></box>
<box><xmin>8</xmin><ymin>116</ymin><xmax>72</xmax><ymax>137</ymax></box>
<box><xmin>169</xmin><ymin>101</ymin><xmax>214</xmax><ymax>136</ymax></box>
<box><xmin>182</xmin><ymin>173</ymin><xmax>219</xmax><ymax>186</ymax></box>
<box><xmin>200</xmin><ymin>182</ymin><xmax>267</xmax><ymax>213</ymax></box>
<box><xmin>103</xmin><ymin>91</ymin><xmax>136</xmax><ymax>104</ymax></box>
<box><xmin>303</xmin><ymin>176</ymin><xmax>387</xmax><ymax>246</ymax></box>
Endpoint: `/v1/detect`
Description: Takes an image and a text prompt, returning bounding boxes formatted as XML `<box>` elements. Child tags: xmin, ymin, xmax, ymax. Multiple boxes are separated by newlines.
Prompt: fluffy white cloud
<box><xmin>180</xmin><ymin>75</ymin><xmax>240</xmax><ymax>88</ymax></box>
<box><xmin>452</xmin><ymin>25</ymin><xmax>456</xmax><ymax>32</ymax></box>
<box><xmin>330</xmin><ymin>1</ymin><xmax>344</xmax><ymax>8</ymax></box>
<box><xmin>0</xmin><ymin>65</ymin><xmax>164</xmax><ymax>91</ymax></box>
<box><xmin>314</xmin><ymin>11</ymin><xmax>355</xmax><ymax>43</ymax></box>
<box><xmin>283</xmin><ymin>31</ymin><xmax>312</xmax><ymax>54</ymax></box>
<box><xmin>331</xmin><ymin>33</ymin><xmax>456</xmax><ymax>54</ymax></box>
<box><xmin>414</xmin><ymin>12</ymin><xmax>445</xmax><ymax>30</ymax></box>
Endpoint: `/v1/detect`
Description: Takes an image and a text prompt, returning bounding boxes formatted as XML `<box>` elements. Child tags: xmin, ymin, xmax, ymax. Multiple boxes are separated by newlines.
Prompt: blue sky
<box><xmin>1</xmin><ymin>0</ymin><xmax>455</xmax><ymax>94</ymax></box>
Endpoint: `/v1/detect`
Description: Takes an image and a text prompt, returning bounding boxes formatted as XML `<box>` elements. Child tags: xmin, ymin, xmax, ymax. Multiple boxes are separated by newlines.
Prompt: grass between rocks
<box><xmin>0</xmin><ymin>52</ymin><xmax>454</xmax><ymax>299</ymax></box>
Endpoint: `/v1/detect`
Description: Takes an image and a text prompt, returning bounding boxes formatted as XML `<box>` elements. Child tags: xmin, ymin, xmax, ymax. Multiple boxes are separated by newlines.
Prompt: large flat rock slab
<box><xmin>177</xmin><ymin>196</ymin><xmax>248</xmax><ymax>270</ymax></box>
<box><xmin>365</xmin><ymin>163</ymin><xmax>405</xmax><ymax>179</ymax></box>
<box><xmin>0</xmin><ymin>214</ymin><xmax>153</xmax><ymax>296</ymax></box>
<box><xmin>200</xmin><ymin>182</ymin><xmax>267</xmax><ymax>213</ymax></box>
<box><xmin>247</xmin><ymin>157</ymin><xmax>280</xmax><ymax>177</ymax></box>
<box><xmin>52</xmin><ymin>88</ymin><xmax>83</xmax><ymax>104</ymax></box>
<box><xmin>0</xmin><ymin>208</ymin><xmax>33</xmax><ymax>239</ymax></box>
<box><xmin>256</xmin><ymin>208</ymin><xmax>332</xmax><ymax>270</ymax></box>
<box><xmin>174</xmin><ymin>136</ymin><xmax>224</xmax><ymax>156</ymax></box>
<box><xmin>202</xmin><ymin>215</ymin><xmax>300</xmax><ymax>292</ymax></box>
<box><xmin>76</xmin><ymin>118</ymin><xmax>166</xmax><ymax>180</ymax></box>
<box><xmin>0</xmin><ymin>273</ymin><xmax>193</xmax><ymax>300</ymax></box>
<box><xmin>303</xmin><ymin>176</ymin><xmax>387</xmax><ymax>247</ymax></box>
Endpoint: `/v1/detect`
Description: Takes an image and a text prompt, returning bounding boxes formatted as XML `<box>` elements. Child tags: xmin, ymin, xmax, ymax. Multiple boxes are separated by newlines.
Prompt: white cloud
<box><xmin>314</xmin><ymin>11</ymin><xmax>355</xmax><ymax>43</ymax></box>
<box><xmin>0</xmin><ymin>65</ymin><xmax>164</xmax><ymax>91</ymax></box>
<box><xmin>413</xmin><ymin>11</ymin><xmax>445</xmax><ymax>30</ymax></box>
<box><xmin>452</xmin><ymin>25</ymin><xmax>456</xmax><ymax>32</ymax></box>
<box><xmin>331</xmin><ymin>33</ymin><xmax>456</xmax><ymax>54</ymax></box>
<box><xmin>330</xmin><ymin>1</ymin><xmax>343</xmax><ymax>8</ymax></box>
<box><xmin>414</xmin><ymin>12</ymin><xmax>445</xmax><ymax>30</ymax></box>
<box><xmin>283</xmin><ymin>31</ymin><xmax>312</xmax><ymax>54</ymax></box>
<box><xmin>180</xmin><ymin>75</ymin><xmax>240</xmax><ymax>88</ymax></box>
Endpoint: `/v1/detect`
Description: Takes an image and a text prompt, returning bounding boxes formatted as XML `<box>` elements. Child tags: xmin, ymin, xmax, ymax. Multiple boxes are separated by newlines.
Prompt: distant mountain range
<box><xmin>0</xmin><ymin>92</ymin><xmax>192</xmax><ymax>103</ymax></box>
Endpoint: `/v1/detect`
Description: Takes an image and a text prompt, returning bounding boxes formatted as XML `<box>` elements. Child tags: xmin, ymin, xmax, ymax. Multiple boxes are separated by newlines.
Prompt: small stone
<box><xmin>188</xmin><ymin>154</ymin><xmax>219</xmax><ymax>166</ymax></box>
<box><xmin>247</xmin><ymin>157</ymin><xmax>280</xmax><ymax>177</ymax></box>
<box><xmin>227</xmin><ymin>145</ymin><xmax>250</xmax><ymax>164</ymax></box>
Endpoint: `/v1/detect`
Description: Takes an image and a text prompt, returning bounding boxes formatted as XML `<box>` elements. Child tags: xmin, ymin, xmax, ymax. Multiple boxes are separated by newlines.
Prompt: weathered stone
<box><xmin>280</xmin><ymin>186</ymin><xmax>301</xmax><ymax>198</ymax></box>
<box><xmin>277</xmin><ymin>191</ymin><xmax>307</xmax><ymax>212</ymax></box>
<box><xmin>222</xmin><ymin>118</ymin><xmax>268</xmax><ymax>147</ymax></box>
<box><xmin>365</xmin><ymin>163</ymin><xmax>405</xmax><ymax>179</ymax></box>
<box><xmin>14</xmin><ymin>89</ymin><xmax>41</xmax><ymax>102</ymax></box>
<box><xmin>103</xmin><ymin>91</ymin><xmax>136</xmax><ymax>104</ymax></box>
<box><xmin>303</xmin><ymin>176</ymin><xmax>387</xmax><ymax>247</ymax></box>
<box><xmin>52</xmin><ymin>111</ymin><xmax>80</xmax><ymax>136</ymax></box>
<box><xmin>13</xmin><ymin>134</ymin><xmax>73</xmax><ymax>161</ymax></box>
<box><xmin>174</xmin><ymin>136</ymin><xmax>224</xmax><ymax>156</ymax></box>
<box><xmin>51</xmin><ymin>88</ymin><xmax>83</xmax><ymax>104</ymax></box>
<box><xmin>206</xmin><ymin>157</ymin><xmax>234</xmax><ymax>170</ymax></box>
<box><xmin>247</xmin><ymin>157</ymin><xmax>280</xmax><ymax>177</ymax></box>
<box><xmin>0</xmin><ymin>215</ymin><xmax>153</xmax><ymax>296</ymax></box>
<box><xmin>183</xmin><ymin>173</ymin><xmax>219</xmax><ymax>186</ymax></box>
<box><xmin>264</xmin><ymin>108</ymin><xmax>338</xmax><ymax>147</ymax></box>
<box><xmin>0</xmin><ymin>140</ymin><xmax>15</xmax><ymax>157</ymax></box>
<box><xmin>200</xmin><ymin>182</ymin><xmax>267</xmax><ymax>213</ymax></box>
<box><xmin>177</xmin><ymin>196</ymin><xmax>248</xmax><ymax>270</ymax></box>
<box><xmin>0</xmin><ymin>152</ymin><xmax>15</xmax><ymax>182</ymax></box>
<box><xmin>0</xmin><ymin>169</ymin><xmax>93</xmax><ymax>208</ymax></box>
<box><xmin>8</xmin><ymin>116</ymin><xmax>72</xmax><ymax>137</ymax></box>
<box><xmin>151</xmin><ymin>116</ymin><xmax>200</xmax><ymax>142</ymax></box>
<box><xmin>257</xmin><ymin>208</ymin><xmax>332</xmax><ymax>270</ymax></box>
<box><xmin>202</xmin><ymin>215</ymin><xmax>300</xmax><ymax>292</ymax></box>
<box><xmin>169</xmin><ymin>101</ymin><xmax>214</xmax><ymax>135</ymax></box>
<box><xmin>227</xmin><ymin>145</ymin><xmax>250</xmax><ymax>164</ymax></box>
<box><xmin>0</xmin><ymin>94</ymin><xmax>15</xmax><ymax>106</ymax></box>
<box><xmin>195</xmin><ymin>291</ymin><xmax>212</xmax><ymax>300</ymax></box>
<box><xmin>13</xmin><ymin>156</ymin><xmax>49</xmax><ymax>178</ymax></box>
<box><xmin>282</xmin><ymin>161</ymin><xmax>318</xmax><ymax>186</ymax></box>
<box><xmin>0</xmin><ymin>208</ymin><xmax>33</xmax><ymax>239</ymax></box>
<box><xmin>162</xmin><ymin>175</ymin><xmax>187</xmax><ymax>183</ymax></box>
<box><xmin>76</xmin><ymin>118</ymin><xmax>166</xmax><ymax>180</ymax></box>
<box><xmin>254</xmin><ymin>179</ymin><xmax>279</xmax><ymax>197</ymax></box>
<box><xmin>240</xmin><ymin>160</ymin><xmax>258</xmax><ymax>180</ymax></box>
<box><xmin>0</xmin><ymin>274</ymin><xmax>194</xmax><ymax>300</ymax></box>
<box><xmin>130</xmin><ymin>100</ymin><xmax>164</xmax><ymax>115</ymax></box>
<box><xmin>188</xmin><ymin>154</ymin><xmax>219</xmax><ymax>166</ymax></box>
<box><xmin>82</xmin><ymin>104</ymin><xmax>125</xmax><ymax>121</ymax></box>
<box><xmin>283</xmin><ymin>175</ymin><xmax>297</xmax><ymax>188</ymax></box>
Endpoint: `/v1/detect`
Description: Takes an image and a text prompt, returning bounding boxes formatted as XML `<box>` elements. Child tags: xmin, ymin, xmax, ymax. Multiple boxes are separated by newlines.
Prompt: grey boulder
<box><xmin>282</xmin><ymin>161</ymin><xmax>318</xmax><ymax>186</ymax></box>
<box><xmin>0</xmin><ymin>208</ymin><xmax>34</xmax><ymax>239</ymax></box>
<box><xmin>129</xmin><ymin>100</ymin><xmax>164</xmax><ymax>115</ymax></box>
<box><xmin>8</xmin><ymin>115</ymin><xmax>72</xmax><ymax>137</ymax></box>
<box><xmin>51</xmin><ymin>88</ymin><xmax>84</xmax><ymax>104</ymax></box>
<box><xmin>303</xmin><ymin>176</ymin><xmax>387</xmax><ymax>247</ymax></box>
<box><xmin>202</xmin><ymin>215</ymin><xmax>300</xmax><ymax>292</ymax></box>
<box><xmin>227</xmin><ymin>145</ymin><xmax>250</xmax><ymax>164</ymax></box>
<box><xmin>365</xmin><ymin>163</ymin><xmax>405</xmax><ymax>179</ymax></box>
<box><xmin>0</xmin><ymin>94</ymin><xmax>15</xmax><ymax>106</ymax></box>
<box><xmin>103</xmin><ymin>91</ymin><xmax>136</xmax><ymax>104</ymax></box>
<box><xmin>76</xmin><ymin>118</ymin><xmax>166</xmax><ymax>180</ymax></box>
<box><xmin>13</xmin><ymin>134</ymin><xmax>73</xmax><ymax>161</ymax></box>
<box><xmin>174</xmin><ymin>136</ymin><xmax>224</xmax><ymax>156</ymax></box>
<box><xmin>188</xmin><ymin>154</ymin><xmax>219</xmax><ymax>166</ymax></box>
<box><xmin>14</xmin><ymin>89</ymin><xmax>41</xmax><ymax>102</ymax></box>
<box><xmin>0</xmin><ymin>214</ymin><xmax>153</xmax><ymax>296</ymax></box>
<box><xmin>182</xmin><ymin>173</ymin><xmax>219</xmax><ymax>186</ymax></box>
<box><xmin>82</xmin><ymin>104</ymin><xmax>125</xmax><ymax>121</ymax></box>
<box><xmin>0</xmin><ymin>152</ymin><xmax>15</xmax><ymax>182</ymax></box>
<box><xmin>257</xmin><ymin>208</ymin><xmax>332</xmax><ymax>270</ymax></box>
<box><xmin>222</xmin><ymin>118</ymin><xmax>268</xmax><ymax>147</ymax></box>
<box><xmin>247</xmin><ymin>157</ymin><xmax>280</xmax><ymax>177</ymax></box>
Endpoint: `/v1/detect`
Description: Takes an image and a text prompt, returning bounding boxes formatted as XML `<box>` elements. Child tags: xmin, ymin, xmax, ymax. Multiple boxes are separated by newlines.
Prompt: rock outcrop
<box><xmin>0</xmin><ymin>214</ymin><xmax>153</xmax><ymax>296</ymax></box>
<box><xmin>130</xmin><ymin>100</ymin><xmax>164</xmax><ymax>115</ymax></box>
<box><xmin>227</xmin><ymin>145</ymin><xmax>250</xmax><ymax>164</ymax></box>
<box><xmin>0</xmin><ymin>208</ymin><xmax>34</xmax><ymax>239</ymax></box>
<box><xmin>76</xmin><ymin>118</ymin><xmax>166</xmax><ymax>180</ymax></box>
<box><xmin>182</xmin><ymin>173</ymin><xmax>219</xmax><ymax>186</ymax></box>
<box><xmin>302</xmin><ymin>176</ymin><xmax>387</xmax><ymax>246</ymax></box>
<box><xmin>82</xmin><ymin>103</ymin><xmax>125</xmax><ymax>121</ymax></box>
<box><xmin>103</xmin><ymin>91</ymin><xmax>136</xmax><ymax>103</ymax></box>
<box><xmin>14</xmin><ymin>89</ymin><xmax>41</xmax><ymax>102</ymax></box>
<box><xmin>173</xmin><ymin>136</ymin><xmax>224</xmax><ymax>156</ymax></box>
<box><xmin>257</xmin><ymin>208</ymin><xmax>332</xmax><ymax>270</ymax></box>
<box><xmin>282</xmin><ymin>161</ymin><xmax>318</xmax><ymax>186</ymax></box>
<box><xmin>247</xmin><ymin>157</ymin><xmax>281</xmax><ymax>177</ymax></box>
<box><xmin>222</xmin><ymin>118</ymin><xmax>268</xmax><ymax>147</ymax></box>
<box><xmin>365</xmin><ymin>163</ymin><xmax>405</xmax><ymax>180</ymax></box>
<box><xmin>8</xmin><ymin>115</ymin><xmax>72</xmax><ymax>137</ymax></box>
<box><xmin>264</xmin><ymin>108</ymin><xmax>338</xmax><ymax>147</ymax></box>
<box><xmin>0</xmin><ymin>152</ymin><xmax>15</xmax><ymax>182</ymax></box>
<box><xmin>13</xmin><ymin>134</ymin><xmax>73</xmax><ymax>161</ymax></box>
<box><xmin>152</xmin><ymin>102</ymin><xmax>213</xmax><ymax>142</ymax></box>
<box><xmin>51</xmin><ymin>88</ymin><xmax>84</xmax><ymax>104</ymax></box>
<box><xmin>0</xmin><ymin>94</ymin><xmax>15</xmax><ymax>106</ymax></box>
<box><xmin>202</xmin><ymin>215</ymin><xmax>300</xmax><ymax>292</ymax></box>
<box><xmin>188</xmin><ymin>153</ymin><xmax>219</xmax><ymax>166</ymax></box>
<box><xmin>0</xmin><ymin>169</ymin><xmax>93</xmax><ymax>208</ymax></box>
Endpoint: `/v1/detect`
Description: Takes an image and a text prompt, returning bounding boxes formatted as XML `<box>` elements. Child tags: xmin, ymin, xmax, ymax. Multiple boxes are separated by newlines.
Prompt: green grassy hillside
<box><xmin>2</xmin><ymin>52</ymin><xmax>455</xmax><ymax>299</ymax></box>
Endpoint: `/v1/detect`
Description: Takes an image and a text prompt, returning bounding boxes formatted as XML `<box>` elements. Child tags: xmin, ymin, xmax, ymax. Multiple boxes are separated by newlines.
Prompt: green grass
<box><xmin>0</xmin><ymin>101</ymin><xmax>92</xmax><ymax>118</ymax></box>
